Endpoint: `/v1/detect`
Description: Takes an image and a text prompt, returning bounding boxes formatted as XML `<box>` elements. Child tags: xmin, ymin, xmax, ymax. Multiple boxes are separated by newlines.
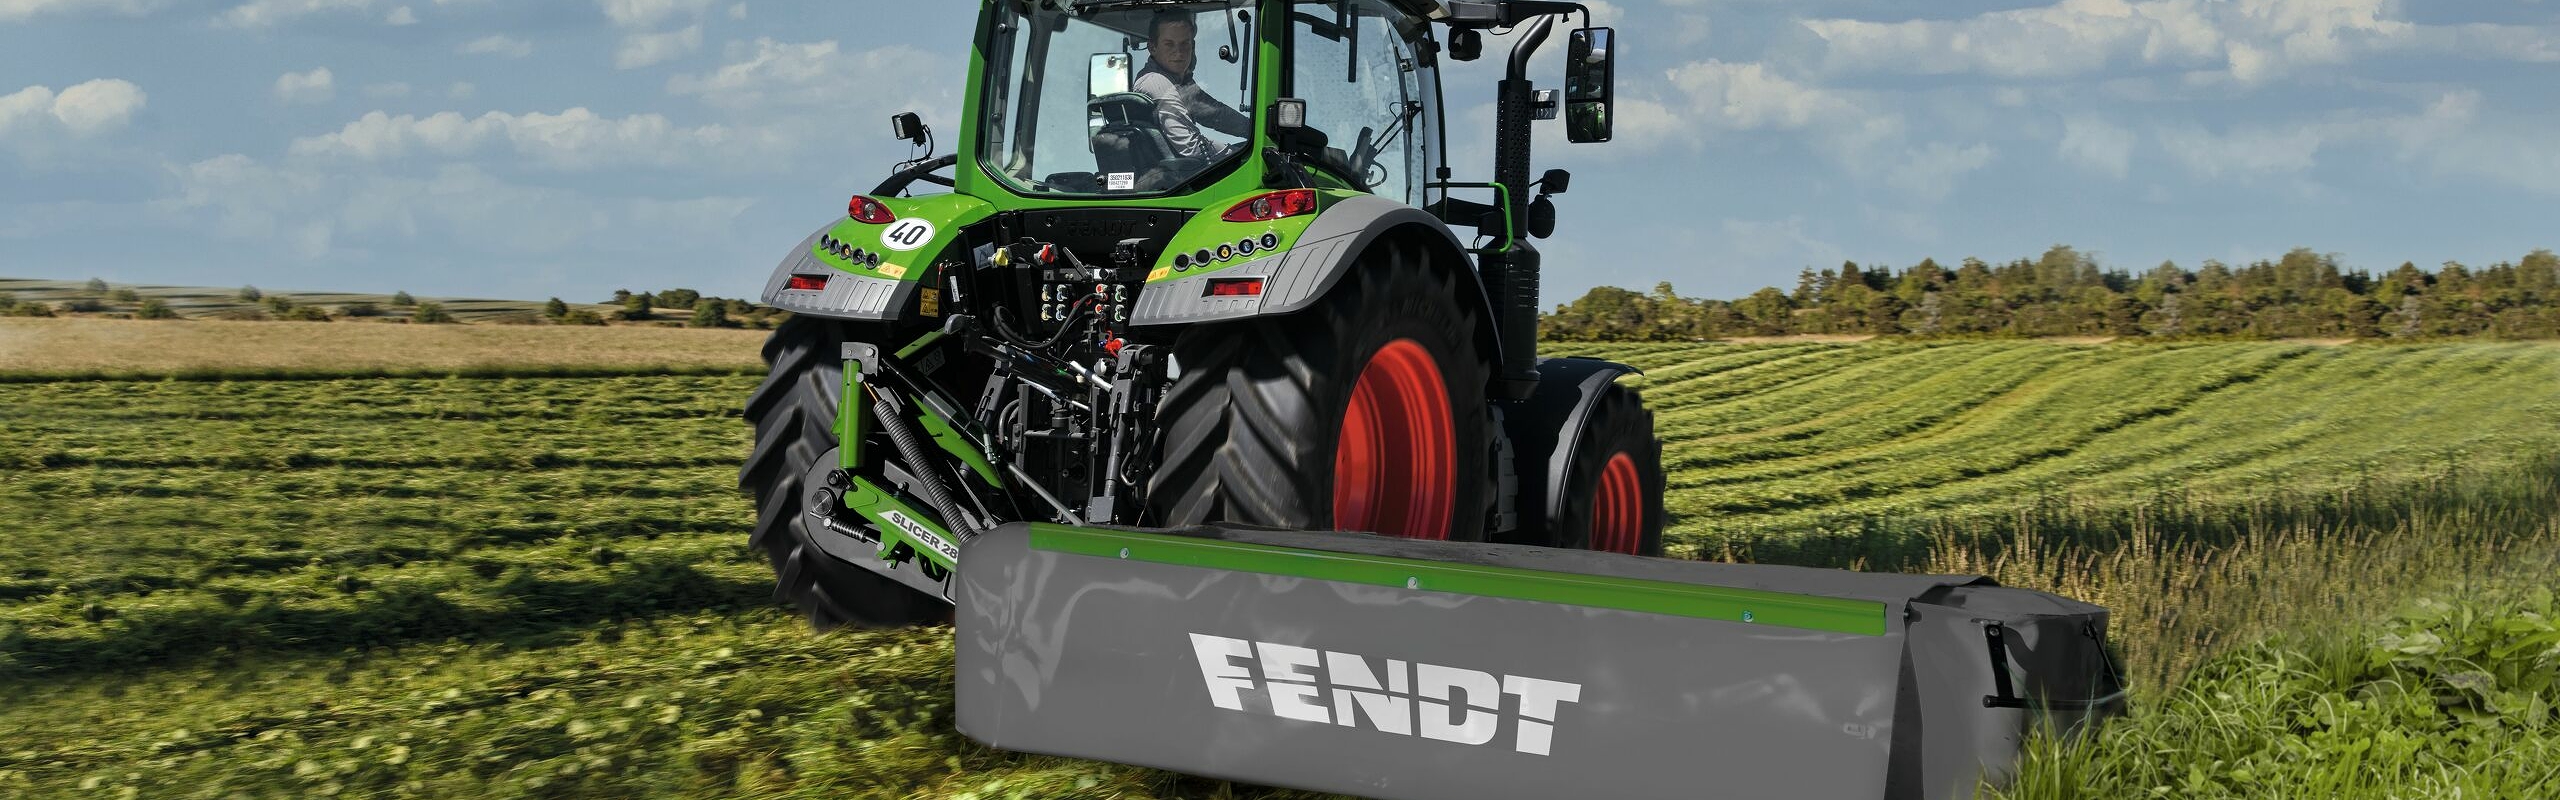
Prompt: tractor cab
<box><xmin>968</xmin><ymin>0</ymin><xmax>1446</xmax><ymax>204</ymax></box>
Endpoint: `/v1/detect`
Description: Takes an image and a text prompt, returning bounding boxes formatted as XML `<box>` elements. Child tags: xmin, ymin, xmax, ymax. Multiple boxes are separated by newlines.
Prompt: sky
<box><xmin>2</xmin><ymin>0</ymin><xmax>2555</xmax><ymax>305</ymax></box>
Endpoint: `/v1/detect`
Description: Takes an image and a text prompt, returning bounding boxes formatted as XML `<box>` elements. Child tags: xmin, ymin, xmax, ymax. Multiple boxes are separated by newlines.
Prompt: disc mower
<box><xmin>742</xmin><ymin>2</ymin><xmax>2123</xmax><ymax>797</ymax></box>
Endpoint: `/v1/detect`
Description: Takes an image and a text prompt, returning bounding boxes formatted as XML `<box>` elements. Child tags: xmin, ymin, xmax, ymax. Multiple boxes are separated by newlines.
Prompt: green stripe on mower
<box><xmin>1028</xmin><ymin>525</ymin><xmax>1887</xmax><ymax>636</ymax></box>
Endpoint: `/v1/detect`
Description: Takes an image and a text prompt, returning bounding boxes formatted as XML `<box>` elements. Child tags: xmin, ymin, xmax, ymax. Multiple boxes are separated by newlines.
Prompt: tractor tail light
<box><xmin>847</xmin><ymin>195</ymin><xmax>896</xmax><ymax>224</ymax></box>
<box><xmin>787</xmin><ymin>274</ymin><xmax>830</xmax><ymax>291</ymax></box>
<box><xmin>1206</xmin><ymin>278</ymin><xmax>1265</xmax><ymax>297</ymax></box>
<box><xmin>1221</xmin><ymin>189</ymin><xmax>1318</xmax><ymax>223</ymax></box>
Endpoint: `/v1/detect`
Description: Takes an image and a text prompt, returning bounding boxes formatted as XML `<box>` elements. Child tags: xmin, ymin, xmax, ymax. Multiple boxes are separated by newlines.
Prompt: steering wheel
<box><xmin>1347</xmin><ymin>126</ymin><xmax>1387</xmax><ymax>189</ymax></box>
<box><xmin>873</xmin><ymin>153</ymin><xmax>958</xmax><ymax>196</ymax></box>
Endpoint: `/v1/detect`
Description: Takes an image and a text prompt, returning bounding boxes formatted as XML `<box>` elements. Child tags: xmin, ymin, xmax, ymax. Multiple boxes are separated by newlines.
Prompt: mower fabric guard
<box><xmin>954</xmin><ymin>523</ymin><xmax>2121</xmax><ymax>800</ymax></box>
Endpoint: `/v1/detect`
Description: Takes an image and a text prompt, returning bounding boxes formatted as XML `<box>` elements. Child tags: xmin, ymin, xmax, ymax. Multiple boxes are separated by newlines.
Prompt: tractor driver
<box><xmin>1134</xmin><ymin>11</ymin><xmax>1252</xmax><ymax>161</ymax></box>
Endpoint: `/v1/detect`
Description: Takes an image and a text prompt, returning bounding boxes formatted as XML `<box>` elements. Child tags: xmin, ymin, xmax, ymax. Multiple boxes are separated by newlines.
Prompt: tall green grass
<box><xmin>4</xmin><ymin>343</ymin><xmax>2557</xmax><ymax>798</ymax></box>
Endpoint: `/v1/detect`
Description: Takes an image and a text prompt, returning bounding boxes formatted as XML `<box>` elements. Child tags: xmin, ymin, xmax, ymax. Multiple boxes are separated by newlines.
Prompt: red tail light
<box><xmin>847</xmin><ymin>195</ymin><xmax>896</xmax><ymax>224</ymax></box>
<box><xmin>786</xmin><ymin>274</ymin><xmax>829</xmax><ymax>291</ymax></box>
<box><xmin>1221</xmin><ymin>189</ymin><xmax>1318</xmax><ymax>223</ymax></box>
<box><xmin>1206</xmin><ymin>278</ymin><xmax>1265</xmax><ymax>297</ymax></box>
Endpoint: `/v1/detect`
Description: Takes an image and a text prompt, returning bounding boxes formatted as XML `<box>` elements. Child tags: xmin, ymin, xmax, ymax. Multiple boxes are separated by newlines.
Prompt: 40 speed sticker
<box><xmin>878</xmin><ymin>509</ymin><xmax>961</xmax><ymax>563</ymax></box>
<box><xmin>880</xmin><ymin>218</ymin><xmax>937</xmax><ymax>251</ymax></box>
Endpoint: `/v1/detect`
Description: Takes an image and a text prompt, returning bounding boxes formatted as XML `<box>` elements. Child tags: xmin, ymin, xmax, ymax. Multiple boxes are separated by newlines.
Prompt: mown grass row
<box><xmin>1547</xmin><ymin>342</ymin><xmax>2560</xmax><ymax>558</ymax></box>
<box><xmin>4</xmin><ymin>342</ymin><xmax>2556</xmax><ymax>798</ymax></box>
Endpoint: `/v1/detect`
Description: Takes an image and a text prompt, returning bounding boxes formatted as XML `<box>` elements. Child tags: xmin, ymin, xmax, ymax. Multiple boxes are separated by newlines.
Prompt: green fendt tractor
<box><xmin>740</xmin><ymin>3</ymin><xmax>2122</xmax><ymax>798</ymax></box>
<box><xmin>745</xmin><ymin>0</ymin><xmax>1654</xmax><ymax>626</ymax></box>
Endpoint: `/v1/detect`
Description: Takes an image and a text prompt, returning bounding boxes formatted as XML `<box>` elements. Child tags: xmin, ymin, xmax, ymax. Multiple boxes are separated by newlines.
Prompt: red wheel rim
<box><xmin>1332</xmin><ymin>339</ymin><xmax>1455</xmax><ymax>540</ymax></box>
<box><xmin>1590</xmin><ymin>452</ymin><xmax>1644</xmax><ymax>554</ymax></box>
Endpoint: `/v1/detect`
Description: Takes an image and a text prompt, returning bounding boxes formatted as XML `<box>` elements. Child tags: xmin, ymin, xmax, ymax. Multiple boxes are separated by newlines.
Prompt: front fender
<box><xmin>761</xmin><ymin>193</ymin><xmax>995</xmax><ymax>322</ymax></box>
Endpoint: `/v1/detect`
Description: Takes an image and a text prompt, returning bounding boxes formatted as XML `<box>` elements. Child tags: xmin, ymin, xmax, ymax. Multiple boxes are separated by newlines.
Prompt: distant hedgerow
<box><xmin>135</xmin><ymin>298</ymin><xmax>180</xmax><ymax>319</ymax></box>
<box><xmin>411</xmin><ymin>302</ymin><xmax>455</xmax><ymax>324</ymax></box>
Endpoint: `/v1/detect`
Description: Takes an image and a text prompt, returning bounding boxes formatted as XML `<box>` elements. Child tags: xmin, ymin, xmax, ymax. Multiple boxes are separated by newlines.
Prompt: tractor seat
<box><xmin>1089</xmin><ymin>92</ymin><xmax>1177</xmax><ymax>180</ymax></box>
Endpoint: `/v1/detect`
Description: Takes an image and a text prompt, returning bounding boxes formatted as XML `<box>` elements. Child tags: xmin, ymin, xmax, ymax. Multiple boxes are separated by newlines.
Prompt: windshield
<box><xmin>981</xmin><ymin>0</ymin><xmax>1258</xmax><ymax>197</ymax></box>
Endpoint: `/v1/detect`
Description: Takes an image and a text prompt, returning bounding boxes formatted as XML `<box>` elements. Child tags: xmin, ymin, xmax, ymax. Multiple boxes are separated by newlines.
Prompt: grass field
<box><xmin>0</xmin><ymin>277</ymin><xmax>612</xmax><ymax>324</ymax></box>
<box><xmin>3</xmin><ymin>339</ymin><xmax>2556</xmax><ymax>798</ymax></box>
<box><xmin>0</xmin><ymin>317</ymin><xmax>767</xmax><ymax>379</ymax></box>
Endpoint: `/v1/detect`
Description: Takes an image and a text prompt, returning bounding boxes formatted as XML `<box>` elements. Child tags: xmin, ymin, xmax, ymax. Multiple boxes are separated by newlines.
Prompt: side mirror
<box><xmin>1088</xmin><ymin>52</ymin><xmax>1131</xmax><ymax>99</ymax></box>
<box><xmin>1447</xmin><ymin>28</ymin><xmax>1482</xmax><ymax>61</ymax></box>
<box><xmin>1564</xmin><ymin>27</ymin><xmax>1614</xmax><ymax>144</ymax></box>
<box><xmin>1537</xmin><ymin>168</ymin><xmax>1571</xmax><ymax>195</ymax></box>
<box><xmin>890</xmin><ymin>112</ymin><xmax>929</xmax><ymax>147</ymax></box>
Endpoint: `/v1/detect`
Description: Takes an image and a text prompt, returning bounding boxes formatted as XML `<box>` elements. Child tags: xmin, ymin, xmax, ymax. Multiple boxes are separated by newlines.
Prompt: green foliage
<box><xmin>1544</xmin><ymin>247</ymin><xmax>2560</xmax><ymax>341</ymax></box>
<box><xmin>81</xmin><ymin>278</ymin><xmax>107</xmax><ymax>293</ymax></box>
<box><xmin>5</xmin><ymin>301</ymin><xmax>54</xmax><ymax>318</ymax></box>
<box><xmin>657</xmin><ymin>288</ymin><xmax>701</xmax><ymax>310</ymax></box>
<box><xmin>339</xmin><ymin>302</ymin><xmax>381</xmax><ymax>318</ymax></box>
<box><xmin>542</xmin><ymin>297</ymin><xmax>569</xmax><ymax>320</ymax></box>
<box><xmin>411</xmin><ymin>303</ymin><xmax>456</xmax><ymax>324</ymax></box>
<box><xmin>619</xmin><ymin>293</ymin><xmax>655</xmax><ymax>321</ymax></box>
<box><xmin>261</xmin><ymin>295</ymin><xmax>298</xmax><ymax>313</ymax></box>
<box><xmin>134</xmin><ymin>298</ymin><xmax>179</xmax><ymax>320</ymax></box>
<box><xmin>559</xmin><ymin>309</ymin><xmax>608</xmax><ymax>326</ymax></box>
<box><xmin>238</xmin><ymin>285</ymin><xmax>262</xmax><ymax>302</ymax></box>
<box><xmin>391</xmin><ymin>290</ymin><xmax>416</xmax><ymax>306</ymax></box>
<box><xmin>0</xmin><ymin>292</ymin><xmax>13</xmax><ymax>312</ymax></box>
<box><xmin>2001</xmin><ymin>591</ymin><xmax>2560</xmax><ymax>799</ymax></box>
<box><xmin>105</xmin><ymin>288</ymin><xmax>139</xmax><ymax>303</ymax></box>
<box><xmin>279</xmin><ymin>305</ymin><xmax>333</xmax><ymax>322</ymax></box>
<box><xmin>54</xmin><ymin>298</ymin><xmax>103</xmax><ymax>313</ymax></box>
<box><xmin>687</xmin><ymin>302</ymin><xmax>733</xmax><ymax>329</ymax></box>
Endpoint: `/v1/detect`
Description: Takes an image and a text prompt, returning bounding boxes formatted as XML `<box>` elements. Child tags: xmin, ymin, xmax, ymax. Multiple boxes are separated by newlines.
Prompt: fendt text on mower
<box><xmin>739</xmin><ymin>2</ymin><xmax>2123</xmax><ymax>798</ymax></box>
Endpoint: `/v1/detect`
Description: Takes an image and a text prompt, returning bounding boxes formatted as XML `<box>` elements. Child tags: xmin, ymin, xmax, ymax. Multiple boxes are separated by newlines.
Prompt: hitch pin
<box><xmin>1063</xmin><ymin>360</ymin><xmax>1111</xmax><ymax>390</ymax></box>
<box><xmin>1017</xmin><ymin>375</ymin><xmax>1092</xmax><ymax>412</ymax></box>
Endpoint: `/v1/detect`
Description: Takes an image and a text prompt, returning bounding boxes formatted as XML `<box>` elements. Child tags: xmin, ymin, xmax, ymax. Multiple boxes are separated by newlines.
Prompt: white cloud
<box><xmin>1885</xmin><ymin>141</ymin><xmax>1995</xmax><ymax>199</ymax></box>
<box><xmin>614</xmin><ymin>23</ymin><xmax>701</xmax><ymax>69</ymax></box>
<box><xmin>2157</xmin><ymin>123</ymin><xmax>2322</xmax><ymax>179</ymax></box>
<box><xmin>218</xmin><ymin>0</ymin><xmax>372</xmax><ymax>28</ymax></box>
<box><xmin>669</xmin><ymin>39</ymin><xmax>947</xmax><ymax>112</ymax></box>
<box><xmin>596</xmin><ymin>0</ymin><xmax>711</xmax><ymax>28</ymax></box>
<box><xmin>458</xmin><ymin>34</ymin><xmax>531</xmax><ymax>58</ymax></box>
<box><xmin>1800</xmin><ymin>0</ymin><xmax>2554</xmax><ymax>85</ymax></box>
<box><xmin>0</xmin><ymin>0</ymin><xmax>160</xmax><ymax>23</ymax></box>
<box><xmin>2059</xmin><ymin>115</ymin><xmax>2136</xmax><ymax>178</ymax></box>
<box><xmin>1662</xmin><ymin>60</ymin><xmax>1859</xmax><ymax>131</ymax></box>
<box><xmin>0</xmin><ymin>86</ymin><xmax>53</xmax><ymax>135</ymax></box>
<box><xmin>725</xmin><ymin>2</ymin><xmax>741</xmax><ymax>20</ymax></box>
<box><xmin>2</xmin><ymin>79</ymin><xmax>146</xmax><ymax>136</ymax></box>
<box><xmin>383</xmin><ymin>4</ymin><xmax>411</xmax><ymax>24</ymax></box>
<box><xmin>362</xmin><ymin>82</ymin><xmax>411</xmax><ymax>98</ymax></box>
<box><xmin>274</xmin><ymin>67</ymin><xmax>335</xmax><ymax>104</ymax></box>
<box><xmin>288</xmin><ymin>107</ymin><xmax>760</xmax><ymax>170</ymax></box>
<box><xmin>447</xmin><ymin>81</ymin><xmax>475</xmax><ymax>99</ymax></box>
<box><xmin>158</xmin><ymin>154</ymin><xmax>758</xmax><ymax>269</ymax></box>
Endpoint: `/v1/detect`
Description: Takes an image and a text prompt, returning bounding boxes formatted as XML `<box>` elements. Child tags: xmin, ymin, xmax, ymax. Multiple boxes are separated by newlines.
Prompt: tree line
<box><xmin>1540</xmin><ymin>246</ymin><xmax>2560</xmax><ymax>341</ymax></box>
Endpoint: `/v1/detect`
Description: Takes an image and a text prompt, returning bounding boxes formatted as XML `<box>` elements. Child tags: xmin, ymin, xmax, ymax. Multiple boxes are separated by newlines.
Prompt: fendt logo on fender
<box><xmin>1187</xmin><ymin>634</ymin><xmax>1583</xmax><ymax>756</ymax></box>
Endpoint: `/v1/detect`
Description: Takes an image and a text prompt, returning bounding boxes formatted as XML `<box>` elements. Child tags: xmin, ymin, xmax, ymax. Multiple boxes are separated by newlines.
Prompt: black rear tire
<box><xmin>1147</xmin><ymin>238</ymin><xmax>1495</xmax><ymax>541</ymax></box>
<box><xmin>1550</xmin><ymin>384</ymin><xmax>1666</xmax><ymax>556</ymax></box>
<box><xmin>740</xmin><ymin>316</ymin><xmax>942</xmax><ymax>629</ymax></box>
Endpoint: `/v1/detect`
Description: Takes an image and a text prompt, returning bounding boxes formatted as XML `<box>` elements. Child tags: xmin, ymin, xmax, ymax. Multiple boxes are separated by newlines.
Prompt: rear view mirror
<box><xmin>1089</xmin><ymin>53</ymin><xmax>1131</xmax><ymax>99</ymax></box>
<box><xmin>1565</xmin><ymin>27</ymin><xmax>1613</xmax><ymax>143</ymax></box>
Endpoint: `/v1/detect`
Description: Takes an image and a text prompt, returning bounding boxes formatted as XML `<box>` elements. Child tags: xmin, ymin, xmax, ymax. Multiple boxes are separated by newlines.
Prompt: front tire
<box><xmin>740</xmin><ymin>317</ymin><xmax>941</xmax><ymax>629</ymax></box>
<box><xmin>1550</xmin><ymin>384</ymin><xmax>1665</xmax><ymax>556</ymax></box>
<box><xmin>1148</xmin><ymin>238</ymin><xmax>1495</xmax><ymax>541</ymax></box>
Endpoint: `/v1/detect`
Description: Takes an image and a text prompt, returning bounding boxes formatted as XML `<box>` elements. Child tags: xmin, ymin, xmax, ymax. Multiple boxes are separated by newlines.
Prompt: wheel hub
<box><xmin>1332</xmin><ymin>339</ymin><xmax>1455</xmax><ymax>540</ymax></box>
